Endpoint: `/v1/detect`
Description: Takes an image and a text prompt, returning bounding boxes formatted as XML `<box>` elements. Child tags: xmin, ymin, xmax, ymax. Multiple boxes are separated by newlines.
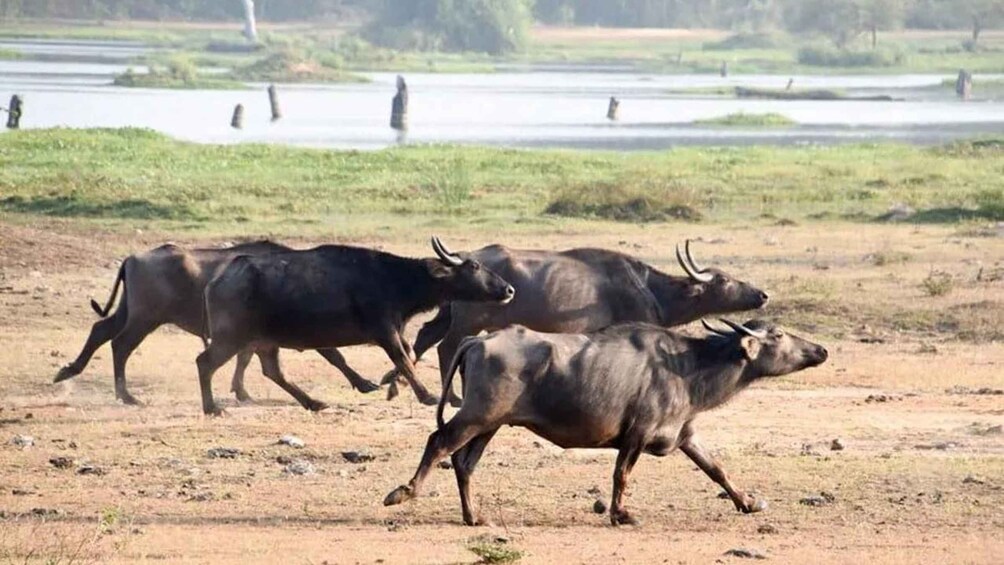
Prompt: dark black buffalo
<box><xmin>197</xmin><ymin>237</ymin><xmax>515</xmax><ymax>415</ymax></box>
<box><xmin>54</xmin><ymin>240</ymin><xmax>380</xmax><ymax>410</ymax></box>
<box><xmin>383</xmin><ymin>240</ymin><xmax>770</xmax><ymax>404</ymax></box>
<box><xmin>384</xmin><ymin>319</ymin><xmax>828</xmax><ymax>526</ymax></box>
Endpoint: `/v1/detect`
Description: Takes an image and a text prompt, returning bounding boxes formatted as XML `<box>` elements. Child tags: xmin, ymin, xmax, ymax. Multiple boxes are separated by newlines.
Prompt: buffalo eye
<box><xmin>471</xmin><ymin>261</ymin><xmax>481</xmax><ymax>271</ymax></box>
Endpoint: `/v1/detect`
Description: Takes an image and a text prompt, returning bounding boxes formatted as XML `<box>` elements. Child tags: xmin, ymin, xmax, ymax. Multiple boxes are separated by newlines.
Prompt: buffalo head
<box><xmin>429</xmin><ymin>236</ymin><xmax>515</xmax><ymax>304</ymax></box>
<box><xmin>704</xmin><ymin>318</ymin><xmax>828</xmax><ymax>378</ymax></box>
<box><xmin>676</xmin><ymin>240</ymin><xmax>769</xmax><ymax>314</ymax></box>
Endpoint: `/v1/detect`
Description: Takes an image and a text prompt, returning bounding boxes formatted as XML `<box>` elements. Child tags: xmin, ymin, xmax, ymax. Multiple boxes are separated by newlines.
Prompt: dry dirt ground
<box><xmin>0</xmin><ymin>219</ymin><xmax>1002</xmax><ymax>564</ymax></box>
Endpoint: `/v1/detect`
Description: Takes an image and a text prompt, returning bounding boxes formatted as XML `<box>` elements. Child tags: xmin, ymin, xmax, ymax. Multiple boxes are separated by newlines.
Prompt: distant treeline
<box><xmin>2</xmin><ymin>1</ymin><xmax>1002</xmax><ymax>54</ymax></box>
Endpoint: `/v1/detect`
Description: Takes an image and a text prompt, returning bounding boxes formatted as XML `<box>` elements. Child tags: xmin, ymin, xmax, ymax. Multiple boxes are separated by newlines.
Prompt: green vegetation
<box><xmin>694</xmin><ymin>112</ymin><xmax>797</xmax><ymax>127</ymax></box>
<box><xmin>230</xmin><ymin>49</ymin><xmax>367</xmax><ymax>83</ymax></box>
<box><xmin>1</xmin><ymin>129</ymin><xmax>1002</xmax><ymax>235</ymax></box>
<box><xmin>921</xmin><ymin>271</ymin><xmax>955</xmax><ymax>296</ymax></box>
<box><xmin>467</xmin><ymin>538</ymin><xmax>523</xmax><ymax>564</ymax></box>
<box><xmin>0</xmin><ymin>46</ymin><xmax>18</xmax><ymax>59</ymax></box>
<box><xmin>113</xmin><ymin>55</ymin><xmax>246</xmax><ymax>89</ymax></box>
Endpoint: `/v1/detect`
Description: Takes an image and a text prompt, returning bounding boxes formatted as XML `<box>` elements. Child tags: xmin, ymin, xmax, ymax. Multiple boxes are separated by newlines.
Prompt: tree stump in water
<box><xmin>786</xmin><ymin>78</ymin><xmax>794</xmax><ymax>91</ymax></box>
<box><xmin>231</xmin><ymin>104</ymin><xmax>244</xmax><ymax>129</ymax></box>
<box><xmin>956</xmin><ymin>69</ymin><xmax>972</xmax><ymax>100</ymax></box>
<box><xmin>268</xmin><ymin>84</ymin><xmax>281</xmax><ymax>121</ymax></box>
<box><xmin>5</xmin><ymin>94</ymin><xmax>22</xmax><ymax>129</ymax></box>
<box><xmin>390</xmin><ymin>75</ymin><xmax>408</xmax><ymax>131</ymax></box>
<box><xmin>606</xmin><ymin>97</ymin><xmax>620</xmax><ymax>121</ymax></box>
<box><xmin>720</xmin><ymin>61</ymin><xmax>728</xmax><ymax>77</ymax></box>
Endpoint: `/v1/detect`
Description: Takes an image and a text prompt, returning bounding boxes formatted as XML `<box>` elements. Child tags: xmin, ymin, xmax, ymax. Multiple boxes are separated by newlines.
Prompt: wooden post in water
<box><xmin>5</xmin><ymin>95</ymin><xmax>22</xmax><ymax>129</ymax></box>
<box><xmin>390</xmin><ymin>75</ymin><xmax>408</xmax><ymax>131</ymax></box>
<box><xmin>606</xmin><ymin>96</ymin><xmax>620</xmax><ymax>121</ymax></box>
<box><xmin>231</xmin><ymin>104</ymin><xmax>244</xmax><ymax>129</ymax></box>
<box><xmin>720</xmin><ymin>61</ymin><xmax>728</xmax><ymax>77</ymax></box>
<box><xmin>786</xmin><ymin>78</ymin><xmax>794</xmax><ymax>91</ymax></box>
<box><xmin>955</xmin><ymin>69</ymin><xmax>972</xmax><ymax>100</ymax></box>
<box><xmin>267</xmin><ymin>84</ymin><xmax>281</xmax><ymax>121</ymax></box>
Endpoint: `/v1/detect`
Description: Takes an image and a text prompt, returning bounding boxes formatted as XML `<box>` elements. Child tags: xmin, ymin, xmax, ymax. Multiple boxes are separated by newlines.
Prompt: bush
<box><xmin>694</xmin><ymin>112</ymin><xmax>796</xmax><ymax>127</ymax></box>
<box><xmin>704</xmin><ymin>31</ymin><xmax>786</xmax><ymax>50</ymax></box>
<box><xmin>546</xmin><ymin>179</ymin><xmax>702</xmax><ymax>223</ymax></box>
<box><xmin>797</xmin><ymin>44</ymin><xmax>905</xmax><ymax>67</ymax></box>
<box><xmin>975</xmin><ymin>188</ymin><xmax>1004</xmax><ymax>220</ymax></box>
<box><xmin>921</xmin><ymin>271</ymin><xmax>954</xmax><ymax>297</ymax></box>
<box><xmin>366</xmin><ymin>0</ymin><xmax>533</xmax><ymax>55</ymax></box>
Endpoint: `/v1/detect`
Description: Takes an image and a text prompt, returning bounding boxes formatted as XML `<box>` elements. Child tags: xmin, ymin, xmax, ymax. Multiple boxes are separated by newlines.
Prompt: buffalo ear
<box><xmin>740</xmin><ymin>336</ymin><xmax>762</xmax><ymax>361</ymax></box>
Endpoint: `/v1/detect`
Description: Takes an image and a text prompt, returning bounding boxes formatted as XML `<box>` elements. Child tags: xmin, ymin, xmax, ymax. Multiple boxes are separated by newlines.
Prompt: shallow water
<box><xmin>1</xmin><ymin>40</ymin><xmax>1002</xmax><ymax>150</ymax></box>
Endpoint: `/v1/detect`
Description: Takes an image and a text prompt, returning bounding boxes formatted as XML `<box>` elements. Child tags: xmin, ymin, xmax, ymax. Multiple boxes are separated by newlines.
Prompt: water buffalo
<box><xmin>383</xmin><ymin>240</ymin><xmax>769</xmax><ymax>405</ymax></box>
<box><xmin>54</xmin><ymin>241</ymin><xmax>379</xmax><ymax>410</ymax></box>
<box><xmin>197</xmin><ymin>237</ymin><xmax>515</xmax><ymax>415</ymax></box>
<box><xmin>384</xmin><ymin>319</ymin><xmax>828</xmax><ymax>526</ymax></box>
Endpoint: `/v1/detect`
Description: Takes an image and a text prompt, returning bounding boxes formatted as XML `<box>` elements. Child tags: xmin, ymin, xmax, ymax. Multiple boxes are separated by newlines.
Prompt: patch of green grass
<box><xmin>231</xmin><ymin>48</ymin><xmax>368</xmax><ymax>83</ymax></box>
<box><xmin>112</xmin><ymin>68</ymin><xmax>247</xmax><ymax>90</ymax></box>
<box><xmin>467</xmin><ymin>538</ymin><xmax>523</xmax><ymax>564</ymax></box>
<box><xmin>0</xmin><ymin>129</ymin><xmax>1001</xmax><ymax>234</ymax></box>
<box><xmin>0</xmin><ymin>47</ymin><xmax>19</xmax><ymax>60</ymax></box>
<box><xmin>868</xmin><ymin>250</ymin><xmax>913</xmax><ymax>266</ymax></box>
<box><xmin>921</xmin><ymin>271</ymin><xmax>954</xmax><ymax>297</ymax></box>
<box><xmin>694</xmin><ymin>112</ymin><xmax>796</xmax><ymax>127</ymax></box>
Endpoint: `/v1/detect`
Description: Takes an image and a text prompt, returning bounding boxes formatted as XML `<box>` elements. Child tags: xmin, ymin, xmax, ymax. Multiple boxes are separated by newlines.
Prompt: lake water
<box><xmin>2</xmin><ymin>39</ymin><xmax>1003</xmax><ymax>150</ymax></box>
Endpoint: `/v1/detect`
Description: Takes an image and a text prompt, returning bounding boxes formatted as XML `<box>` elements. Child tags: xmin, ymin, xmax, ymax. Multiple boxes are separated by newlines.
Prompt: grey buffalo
<box><xmin>384</xmin><ymin>240</ymin><xmax>769</xmax><ymax>404</ymax></box>
<box><xmin>384</xmin><ymin>319</ymin><xmax>828</xmax><ymax>526</ymax></box>
<box><xmin>197</xmin><ymin>237</ymin><xmax>515</xmax><ymax>415</ymax></box>
<box><xmin>54</xmin><ymin>241</ymin><xmax>379</xmax><ymax>409</ymax></box>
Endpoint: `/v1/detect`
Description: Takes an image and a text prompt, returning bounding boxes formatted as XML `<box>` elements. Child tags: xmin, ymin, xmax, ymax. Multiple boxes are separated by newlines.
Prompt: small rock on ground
<box><xmin>76</xmin><ymin>464</ymin><xmax>105</xmax><ymax>476</ymax></box>
<box><xmin>830</xmin><ymin>438</ymin><xmax>845</xmax><ymax>451</ymax></box>
<box><xmin>757</xmin><ymin>524</ymin><xmax>778</xmax><ymax>534</ymax></box>
<box><xmin>283</xmin><ymin>459</ymin><xmax>316</xmax><ymax>476</ymax></box>
<box><xmin>206</xmin><ymin>447</ymin><xmax>241</xmax><ymax>459</ymax></box>
<box><xmin>278</xmin><ymin>435</ymin><xmax>305</xmax><ymax>448</ymax></box>
<box><xmin>592</xmin><ymin>499</ymin><xmax>607</xmax><ymax>514</ymax></box>
<box><xmin>49</xmin><ymin>456</ymin><xmax>73</xmax><ymax>469</ymax></box>
<box><xmin>723</xmin><ymin>548</ymin><xmax>767</xmax><ymax>559</ymax></box>
<box><xmin>341</xmin><ymin>451</ymin><xmax>374</xmax><ymax>464</ymax></box>
<box><xmin>11</xmin><ymin>435</ymin><xmax>33</xmax><ymax>448</ymax></box>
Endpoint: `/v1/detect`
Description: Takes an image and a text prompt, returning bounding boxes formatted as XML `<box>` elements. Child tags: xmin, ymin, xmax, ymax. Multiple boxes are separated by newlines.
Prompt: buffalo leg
<box><xmin>380</xmin><ymin>331</ymin><xmax>437</xmax><ymax>406</ymax></box>
<box><xmin>380</xmin><ymin>305</ymin><xmax>452</xmax><ymax>393</ymax></box>
<box><xmin>317</xmin><ymin>348</ymin><xmax>380</xmax><ymax>393</ymax></box>
<box><xmin>384</xmin><ymin>417</ymin><xmax>485</xmax><ymax>507</ymax></box>
<box><xmin>452</xmin><ymin>429</ymin><xmax>498</xmax><ymax>526</ymax></box>
<box><xmin>610</xmin><ymin>445</ymin><xmax>643</xmax><ymax>526</ymax></box>
<box><xmin>258</xmin><ymin>347</ymin><xmax>329</xmax><ymax>412</ymax></box>
<box><xmin>436</xmin><ymin>330</ymin><xmax>471</xmax><ymax>408</ymax></box>
<box><xmin>110</xmin><ymin>318</ymin><xmax>158</xmax><ymax>406</ymax></box>
<box><xmin>195</xmin><ymin>341</ymin><xmax>241</xmax><ymax>416</ymax></box>
<box><xmin>680</xmin><ymin>436</ymin><xmax>766</xmax><ymax>514</ymax></box>
<box><xmin>54</xmin><ymin>309</ymin><xmax>126</xmax><ymax>383</ymax></box>
<box><xmin>230</xmin><ymin>348</ymin><xmax>255</xmax><ymax>403</ymax></box>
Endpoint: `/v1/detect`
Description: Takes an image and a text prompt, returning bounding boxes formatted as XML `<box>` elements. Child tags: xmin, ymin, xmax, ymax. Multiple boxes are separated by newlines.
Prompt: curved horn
<box><xmin>431</xmin><ymin>236</ymin><xmax>462</xmax><ymax>267</ymax></box>
<box><xmin>719</xmin><ymin>318</ymin><xmax>767</xmax><ymax>340</ymax></box>
<box><xmin>701</xmin><ymin>319</ymin><xmax>731</xmax><ymax>336</ymax></box>
<box><xmin>676</xmin><ymin>243</ymin><xmax>712</xmax><ymax>283</ymax></box>
<box><xmin>684</xmin><ymin>239</ymin><xmax>707</xmax><ymax>273</ymax></box>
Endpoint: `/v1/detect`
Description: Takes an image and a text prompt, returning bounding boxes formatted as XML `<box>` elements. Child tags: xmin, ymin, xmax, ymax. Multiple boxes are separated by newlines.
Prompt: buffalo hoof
<box><xmin>463</xmin><ymin>515</ymin><xmax>493</xmax><ymax>527</ymax></box>
<box><xmin>386</xmin><ymin>383</ymin><xmax>400</xmax><ymax>401</ymax></box>
<box><xmin>419</xmin><ymin>395</ymin><xmax>440</xmax><ymax>407</ymax></box>
<box><xmin>233</xmin><ymin>389</ymin><xmax>254</xmax><ymax>404</ymax></box>
<box><xmin>610</xmin><ymin>509</ymin><xmax>639</xmax><ymax>526</ymax></box>
<box><xmin>378</xmin><ymin>369</ymin><xmax>399</xmax><ymax>386</ymax></box>
<box><xmin>306</xmin><ymin>400</ymin><xmax>330</xmax><ymax>412</ymax></box>
<box><xmin>739</xmin><ymin>495</ymin><xmax>768</xmax><ymax>514</ymax></box>
<box><xmin>53</xmin><ymin>365</ymin><xmax>79</xmax><ymax>383</ymax></box>
<box><xmin>117</xmin><ymin>392</ymin><xmax>144</xmax><ymax>407</ymax></box>
<box><xmin>353</xmin><ymin>379</ymin><xmax>381</xmax><ymax>394</ymax></box>
<box><xmin>383</xmin><ymin>485</ymin><xmax>414</xmax><ymax>506</ymax></box>
<box><xmin>203</xmin><ymin>405</ymin><xmax>227</xmax><ymax>417</ymax></box>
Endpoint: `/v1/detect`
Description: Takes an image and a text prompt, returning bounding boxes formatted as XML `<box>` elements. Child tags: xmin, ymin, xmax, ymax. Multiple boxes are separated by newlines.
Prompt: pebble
<box><xmin>283</xmin><ymin>459</ymin><xmax>316</xmax><ymax>476</ymax></box>
<box><xmin>11</xmin><ymin>435</ymin><xmax>33</xmax><ymax>448</ymax></box>
<box><xmin>830</xmin><ymin>438</ymin><xmax>845</xmax><ymax>451</ymax></box>
<box><xmin>76</xmin><ymin>464</ymin><xmax>105</xmax><ymax>476</ymax></box>
<box><xmin>278</xmin><ymin>435</ymin><xmax>305</xmax><ymax>449</ymax></box>
<box><xmin>206</xmin><ymin>447</ymin><xmax>241</xmax><ymax>459</ymax></box>
<box><xmin>723</xmin><ymin>548</ymin><xmax>767</xmax><ymax>560</ymax></box>
<box><xmin>49</xmin><ymin>456</ymin><xmax>74</xmax><ymax>469</ymax></box>
<box><xmin>592</xmin><ymin>499</ymin><xmax>607</xmax><ymax>514</ymax></box>
<box><xmin>341</xmin><ymin>451</ymin><xmax>374</xmax><ymax>464</ymax></box>
<box><xmin>756</xmin><ymin>524</ymin><xmax>778</xmax><ymax>534</ymax></box>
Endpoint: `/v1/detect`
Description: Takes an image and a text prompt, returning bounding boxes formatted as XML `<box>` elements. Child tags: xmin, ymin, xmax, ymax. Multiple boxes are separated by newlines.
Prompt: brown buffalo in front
<box><xmin>384</xmin><ymin>319</ymin><xmax>828</xmax><ymax>526</ymax></box>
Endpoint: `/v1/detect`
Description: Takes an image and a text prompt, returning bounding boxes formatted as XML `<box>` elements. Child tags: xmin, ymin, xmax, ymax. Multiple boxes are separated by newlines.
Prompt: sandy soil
<box><xmin>0</xmin><ymin>220</ymin><xmax>1002</xmax><ymax>564</ymax></box>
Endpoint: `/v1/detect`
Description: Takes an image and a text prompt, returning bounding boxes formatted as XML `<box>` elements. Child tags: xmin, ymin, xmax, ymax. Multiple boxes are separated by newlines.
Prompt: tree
<box><xmin>963</xmin><ymin>0</ymin><xmax>1004</xmax><ymax>44</ymax></box>
<box><xmin>370</xmin><ymin>0</ymin><xmax>534</xmax><ymax>54</ymax></box>
<box><xmin>784</xmin><ymin>0</ymin><xmax>862</xmax><ymax>47</ymax></box>
<box><xmin>857</xmin><ymin>0</ymin><xmax>905</xmax><ymax>48</ymax></box>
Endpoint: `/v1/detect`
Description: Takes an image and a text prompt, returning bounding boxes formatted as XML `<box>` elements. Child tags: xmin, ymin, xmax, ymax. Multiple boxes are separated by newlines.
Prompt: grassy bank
<box><xmin>0</xmin><ymin>128</ymin><xmax>1001</xmax><ymax>234</ymax></box>
<box><xmin>693</xmin><ymin>112</ymin><xmax>796</xmax><ymax>127</ymax></box>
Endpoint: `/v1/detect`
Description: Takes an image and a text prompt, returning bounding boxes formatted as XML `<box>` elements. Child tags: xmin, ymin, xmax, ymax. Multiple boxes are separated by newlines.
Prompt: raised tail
<box><xmin>436</xmin><ymin>336</ymin><xmax>481</xmax><ymax>429</ymax></box>
<box><xmin>90</xmin><ymin>258</ymin><xmax>128</xmax><ymax>317</ymax></box>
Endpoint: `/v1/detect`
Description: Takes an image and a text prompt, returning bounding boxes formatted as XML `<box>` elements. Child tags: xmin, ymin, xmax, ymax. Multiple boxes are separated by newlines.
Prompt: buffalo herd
<box><xmin>56</xmin><ymin>236</ymin><xmax>827</xmax><ymax>526</ymax></box>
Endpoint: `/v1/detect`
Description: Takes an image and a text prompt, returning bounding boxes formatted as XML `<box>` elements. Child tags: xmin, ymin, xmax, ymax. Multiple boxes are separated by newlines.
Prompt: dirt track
<box><xmin>0</xmin><ymin>220</ymin><xmax>1002</xmax><ymax>564</ymax></box>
